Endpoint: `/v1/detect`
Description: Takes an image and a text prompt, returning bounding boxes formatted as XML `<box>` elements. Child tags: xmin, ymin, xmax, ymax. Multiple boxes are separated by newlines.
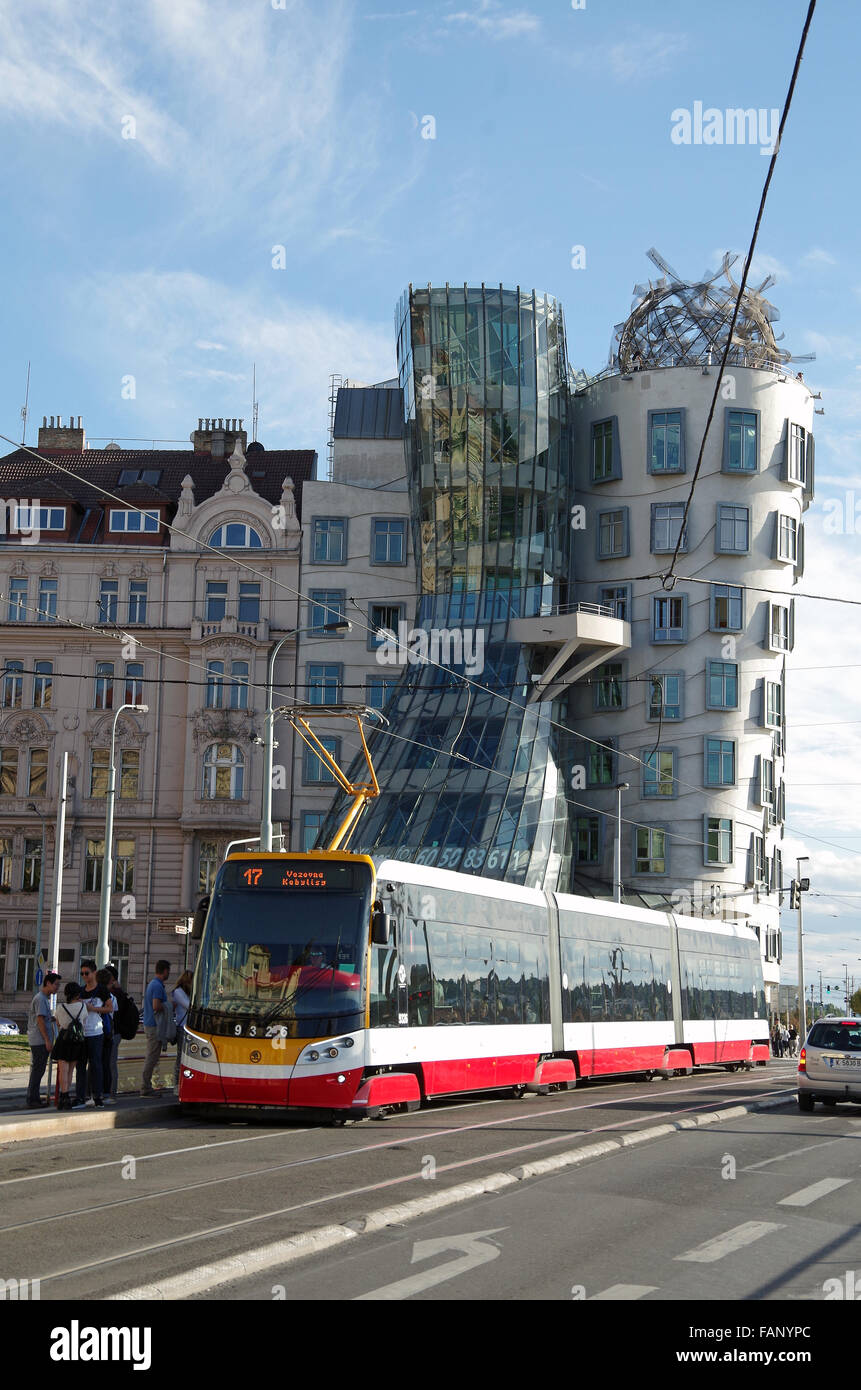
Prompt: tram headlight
<box><xmin>200</xmin><ymin>1045</ymin><xmax>212</xmax><ymax>1059</ymax></box>
<box><xmin>188</xmin><ymin>1043</ymin><xmax>199</xmax><ymax>1056</ymax></box>
<box><xmin>327</xmin><ymin>1047</ymin><xmax>339</xmax><ymax>1058</ymax></box>
<box><xmin>340</xmin><ymin>1038</ymin><xmax>354</xmax><ymax>1048</ymax></box>
<box><xmin>308</xmin><ymin>1050</ymin><xmax>320</xmax><ymax>1062</ymax></box>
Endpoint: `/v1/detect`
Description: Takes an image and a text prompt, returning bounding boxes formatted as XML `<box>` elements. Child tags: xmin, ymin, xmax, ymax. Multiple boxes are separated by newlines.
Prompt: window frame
<box><xmin>647</xmin><ymin>409</ymin><xmax>686</xmax><ymax>475</ymax></box>
<box><xmin>37</xmin><ymin>577</ymin><xmax>58</xmax><ymax>622</ymax></box>
<box><xmin>593</xmin><ymin>661</ymin><xmax>627</xmax><ymax>712</ymax></box>
<box><xmin>767</xmin><ymin>600</ymin><xmax>793</xmax><ymax>652</ymax></box>
<box><xmin>704</xmin><ymin>815</ymin><xmax>733</xmax><ymax>867</ymax></box>
<box><xmin>704</xmin><ymin>737</ymin><xmax>736</xmax><ymax>788</ymax></box>
<box><xmin>128</xmin><ymin>579</ymin><xmax>148</xmax><ymax>624</ymax></box>
<box><xmin>590</xmin><ymin>416</ymin><xmax>622</xmax><ymax>483</ymax></box>
<box><xmin>598</xmin><ymin>583</ymin><xmax>631</xmax><ymax>621</ymax></box>
<box><xmin>368</xmin><ymin>602</ymin><xmax>407</xmax><ymax>652</ymax></box>
<box><xmin>7</xmin><ymin>578</ymin><xmax>28</xmax><ymax>623</ymax></box>
<box><xmin>97</xmin><ymin>579</ymin><xmax>119</xmax><ymax>624</ymax></box>
<box><xmin>300</xmin><ymin>811</ymin><xmax>326</xmax><ymax>852</ymax></box>
<box><xmin>709</xmin><ymin>583</ymin><xmax>744</xmax><ymax>633</ymax></box>
<box><xmin>641</xmin><ymin>747</ymin><xmax>677</xmax><ymax>800</ymax></box>
<box><xmin>306</xmin><ymin>662</ymin><xmax>343</xmax><ymax>706</ymax></box>
<box><xmin>634</xmin><ymin>825</ymin><xmax>668</xmax><ymax>876</ymax></box>
<box><xmin>715</xmin><ymin>502</ymin><xmax>750</xmax><ymax>556</ymax></box>
<box><xmin>108</xmin><ymin>509</ymin><xmax>160</xmax><ymax>534</ymax></box>
<box><xmin>311</xmin><ymin>517</ymin><xmax>348</xmax><ymax>566</ymax></box>
<box><xmin>785</xmin><ymin>422</ymin><xmax>809</xmax><ymax>488</ymax></box>
<box><xmin>302</xmin><ymin>735</ymin><xmax>341</xmax><ymax>785</ymax></box>
<box><xmin>706</xmin><ymin>660</ymin><xmax>739</xmax><ymax>711</ymax></box>
<box><xmin>646</xmin><ymin>672</ymin><xmax>683</xmax><ymax>722</ymax></box>
<box><xmin>776</xmin><ymin>512</ymin><xmax>799</xmax><ymax>564</ymax></box>
<box><xmin>370</xmin><ymin>518</ymin><xmax>408</xmax><ymax>566</ymax></box>
<box><xmin>308</xmin><ymin>589</ymin><xmax>347</xmax><ymax>636</ymax></box>
<box><xmin>596</xmin><ymin>506</ymin><xmax>630</xmax><ymax>560</ymax></box>
<box><xmin>650</xmin><ymin>502</ymin><xmax>688</xmax><ymax>555</ymax></box>
<box><xmin>723</xmin><ymin>408</ymin><xmax>759</xmax><ymax>474</ymax></box>
<box><xmin>209</xmin><ymin>522</ymin><xmax>264</xmax><ymax>550</ymax></box>
<box><xmin>651</xmin><ymin>593</ymin><xmax>687</xmax><ymax>643</ymax></box>
<box><xmin>201</xmin><ymin>742</ymin><xmax>245</xmax><ymax>801</ymax></box>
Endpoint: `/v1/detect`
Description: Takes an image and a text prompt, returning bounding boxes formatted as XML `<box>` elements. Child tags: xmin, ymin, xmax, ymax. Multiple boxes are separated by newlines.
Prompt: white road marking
<box><xmin>778</xmin><ymin>1178</ymin><xmax>852</xmax><ymax>1207</ymax></box>
<box><xmin>589</xmin><ymin>1284</ymin><xmax>658</xmax><ymax>1300</ymax></box>
<box><xmin>676</xmin><ymin>1221</ymin><xmax>784</xmax><ymax>1263</ymax></box>
<box><xmin>742</xmin><ymin>1136</ymin><xmax>856</xmax><ymax>1172</ymax></box>
<box><xmin>354</xmin><ymin>1228</ymin><xmax>506</xmax><ymax>1301</ymax></box>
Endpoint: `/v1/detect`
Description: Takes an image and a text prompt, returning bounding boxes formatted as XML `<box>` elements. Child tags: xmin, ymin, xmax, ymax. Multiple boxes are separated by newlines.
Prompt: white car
<box><xmin>0</xmin><ymin>1017</ymin><xmax>20</xmax><ymax>1036</ymax></box>
<box><xmin>798</xmin><ymin>1017</ymin><xmax>861</xmax><ymax>1111</ymax></box>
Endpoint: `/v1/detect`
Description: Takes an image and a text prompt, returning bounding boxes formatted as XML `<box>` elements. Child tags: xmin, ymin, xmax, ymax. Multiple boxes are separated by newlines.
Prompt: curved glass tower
<box><xmin>323</xmin><ymin>284</ymin><xmax>578</xmax><ymax>890</ymax></box>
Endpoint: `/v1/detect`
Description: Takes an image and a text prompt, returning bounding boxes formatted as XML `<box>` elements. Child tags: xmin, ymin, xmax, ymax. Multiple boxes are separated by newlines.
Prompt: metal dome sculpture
<box><xmin>611</xmin><ymin>248</ymin><xmax>814</xmax><ymax>374</ymax></box>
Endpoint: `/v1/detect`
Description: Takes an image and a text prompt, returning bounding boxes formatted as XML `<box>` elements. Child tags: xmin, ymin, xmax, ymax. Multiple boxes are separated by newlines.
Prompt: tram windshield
<box><xmin>194</xmin><ymin>858</ymin><xmax>373</xmax><ymax>1024</ymax></box>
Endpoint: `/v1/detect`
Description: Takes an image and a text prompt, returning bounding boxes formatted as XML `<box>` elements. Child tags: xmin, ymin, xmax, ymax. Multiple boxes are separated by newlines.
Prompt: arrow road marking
<box><xmin>354</xmin><ymin>1229</ymin><xmax>506</xmax><ymax>1301</ymax></box>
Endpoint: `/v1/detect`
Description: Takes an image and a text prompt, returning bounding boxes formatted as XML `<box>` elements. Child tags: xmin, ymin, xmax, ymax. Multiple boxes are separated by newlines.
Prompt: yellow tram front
<box><xmin>179</xmin><ymin>852</ymin><xmax>377</xmax><ymax>1114</ymax></box>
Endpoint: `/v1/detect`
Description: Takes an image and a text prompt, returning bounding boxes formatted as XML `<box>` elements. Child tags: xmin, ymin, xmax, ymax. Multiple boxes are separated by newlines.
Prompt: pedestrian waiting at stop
<box><xmin>788</xmin><ymin>1023</ymin><xmax>798</xmax><ymax>1057</ymax></box>
<box><xmin>141</xmin><ymin>960</ymin><xmax>170</xmax><ymax>1096</ymax></box>
<box><xmin>76</xmin><ymin>959</ymin><xmax>112</xmax><ymax>1108</ymax></box>
<box><xmin>53</xmin><ymin>983</ymin><xmax>88</xmax><ymax>1110</ymax></box>
<box><xmin>96</xmin><ymin>968</ymin><xmax>117</xmax><ymax>1104</ymax></box>
<box><xmin>171</xmin><ymin>971</ymin><xmax>193</xmax><ymax>1091</ymax></box>
<box><xmin>103</xmin><ymin>964</ymin><xmax>126</xmax><ymax>1101</ymax></box>
<box><xmin>26</xmin><ymin>971</ymin><xmax>61</xmax><ymax>1108</ymax></box>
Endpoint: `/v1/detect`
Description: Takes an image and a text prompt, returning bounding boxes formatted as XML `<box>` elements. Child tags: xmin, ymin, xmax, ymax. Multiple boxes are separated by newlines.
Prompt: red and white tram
<box><xmin>179</xmin><ymin>851</ymin><xmax>770</xmax><ymax>1119</ymax></box>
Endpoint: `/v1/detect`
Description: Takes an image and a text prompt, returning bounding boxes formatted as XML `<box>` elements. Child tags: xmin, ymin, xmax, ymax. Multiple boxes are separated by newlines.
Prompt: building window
<box><xmin>312</xmin><ymin>518</ymin><xmax>347</xmax><ymax>564</ymax></box>
<box><xmin>763</xmin><ymin>679</ymin><xmax>783</xmax><ymax>729</ymax></box>
<box><xmin>33</xmin><ymin>661</ymin><xmax>53</xmax><ymax>709</ymax></box>
<box><xmin>89</xmin><ymin>749</ymin><xmax>108</xmax><ymax>798</ymax></box>
<box><xmin>114</xmin><ymin>839</ymin><xmax>135</xmax><ymax>892</ymax></box>
<box><xmin>205</xmin><ymin>582</ymin><xmax>228</xmax><ymax>621</ymax></box>
<box><xmin>594</xmin><ymin>662</ymin><xmax>625</xmax><ymax>711</ymax></box>
<box><xmin>0</xmin><ymin>836</ymin><xmax>11</xmax><ymax>888</ymax></box>
<box><xmin>706</xmin><ymin>660</ymin><xmax>738</xmax><ymax>710</ymax></box>
<box><xmin>109</xmin><ymin>509</ymin><xmax>159</xmax><ymax>533</ymax></box>
<box><xmin>0</xmin><ymin>939</ymin><xmax>5</xmax><ymax>990</ymax></box>
<box><xmin>704</xmin><ymin>738</ymin><xmax>735</xmax><ymax>787</ymax></box>
<box><xmin>716</xmin><ymin>503</ymin><xmax>750</xmax><ymax>554</ymax></box>
<box><xmin>198</xmin><ymin>841</ymin><xmax>220</xmax><ymax>895</ymax></box>
<box><xmin>16</xmin><ymin>939</ymin><xmax>36</xmax><ymax>993</ymax></box>
<box><xmin>635</xmin><ymin>826</ymin><xmax>667</xmax><ymax>875</ymax></box>
<box><xmin>650</xmin><ymin>503</ymin><xmax>687</xmax><ymax>554</ymax></box>
<box><xmin>768</xmin><ymin>602</ymin><xmax>792</xmax><ymax>652</ymax></box>
<box><xmin>758</xmin><ymin>756</ymin><xmax>775</xmax><ymax>809</ymax></box>
<box><xmin>2</xmin><ymin>660</ymin><xmax>24</xmax><ymax>709</ymax></box>
<box><xmin>128</xmin><ymin>580</ymin><xmax>148</xmax><ymax>624</ymax></box>
<box><xmin>647</xmin><ymin>673</ymin><xmax>683</xmax><ymax>721</ymax></box>
<box><xmin>598</xmin><ymin>584</ymin><xmax>630</xmax><ymax>621</ymax></box>
<box><xmin>124</xmin><ymin>663</ymin><xmax>144</xmax><ymax>704</ymax></box>
<box><xmin>120</xmin><ymin>750</ymin><xmax>140</xmax><ymax>799</ymax></box>
<box><xmin>772</xmin><ymin>848</ymin><xmax>783</xmax><ymax>897</ymax></box>
<box><xmin>301</xmin><ymin>812</ymin><xmax>325</xmax><ymax>852</ymax></box>
<box><xmin>0</xmin><ymin>749</ymin><xmax>17</xmax><ymax>796</ymax></box>
<box><xmin>309</xmin><ymin>590</ymin><xmax>346</xmax><ymax>635</ymax></box>
<box><xmin>786</xmin><ymin>423</ymin><xmax>808</xmax><ymax>486</ymax></box>
<box><xmin>369</xmin><ymin>603</ymin><xmax>406</xmax><ymax>651</ymax></box>
<box><xmin>37</xmin><ymin>578</ymin><xmax>57</xmax><ymax>621</ymax></box>
<box><xmin>591</xmin><ymin>418</ymin><xmax>620</xmax><ymax>482</ymax></box>
<box><xmin>205</xmin><ymin>661</ymin><xmax>224</xmax><ymax>709</ymax></box>
<box><xmin>229</xmin><ymin>661</ymin><xmax>249</xmax><ymax>710</ymax></box>
<box><xmin>307</xmin><ymin>664</ymin><xmax>342</xmax><ymax>705</ymax></box>
<box><xmin>366</xmin><ymin>675</ymin><xmax>399</xmax><ymax>711</ymax></box>
<box><xmin>94</xmin><ymin>663</ymin><xmax>114</xmax><ymax>710</ymax></box>
<box><xmin>642</xmin><ymin>749</ymin><xmax>676</xmax><ymax>799</ymax></box>
<box><xmin>303</xmin><ymin>736</ymin><xmax>339</xmax><ymax>784</ymax></box>
<box><xmin>776</xmin><ymin>513</ymin><xmax>798</xmax><ymax>563</ymax></box>
<box><xmin>202</xmin><ymin>744</ymin><xmax>245</xmax><ymax>800</ymax></box>
<box><xmin>27</xmin><ymin>748</ymin><xmax>48</xmax><ymax>797</ymax></box>
<box><xmin>7</xmin><ymin>579</ymin><xmax>27</xmax><ymax>623</ymax></box>
<box><xmin>209</xmin><ymin>523</ymin><xmax>263</xmax><ymax>549</ymax></box>
<box><xmin>371</xmin><ymin>519</ymin><xmax>407</xmax><ymax>565</ymax></box>
<box><xmin>651</xmin><ymin>594</ymin><xmax>687</xmax><ymax>643</ymax></box>
<box><xmin>98</xmin><ymin>580</ymin><xmax>118</xmax><ymax>623</ymax></box>
<box><xmin>15</xmin><ymin>506</ymin><xmax>65</xmax><ymax>531</ymax></box>
<box><xmin>777</xmin><ymin>779</ymin><xmax>786</xmax><ymax>824</ymax></box>
<box><xmin>710</xmin><ymin>583</ymin><xmax>743</xmax><ymax>632</ymax></box>
<box><xmin>597</xmin><ymin>508</ymin><xmax>629</xmax><ymax>558</ymax></box>
<box><xmin>85</xmin><ymin>838</ymin><xmax>104</xmax><ymax>892</ymax></box>
<box><xmin>704</xmin><ymin>816</ymin><xmax>733</xmax><ymax>867</ymax></box>
<box><xmin>648</xmin><ymin>410</ymin><xmax>685</xmax><ymax>473</ymax></box>
<box><xmin>587</xmin><ymin>741</ymin><xmax>615</xmax><ymax>787</ymax></box>
<box><xmin>575</xmin><ymin>815</ymin><xmax>601</xmax><ymax>863</ymax></box>
<box><xmin>750</xmin><ymin>833</ymin><xmax>766</xmax><ymax>886</ymax></box>
<box><xmin>725</xmin><ymin>410</ymin><xmax>758</xmax><ymax>472</ymax></box>
<box><xmin>22</xmin><ymin>838</ymin><xmax>42</xmax><ymax>892</ymax></box>
<box><xmin>238</xmin><ymin>583</ymin><xmax>260</xmax><ymax>623</ymax></box>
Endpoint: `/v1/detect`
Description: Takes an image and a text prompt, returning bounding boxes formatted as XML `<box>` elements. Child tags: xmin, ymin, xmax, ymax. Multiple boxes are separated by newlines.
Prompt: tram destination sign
<box><xmin>222</xmin><ymin>860</ymin><xmax>361</xmax><ymax>892</ymax></box>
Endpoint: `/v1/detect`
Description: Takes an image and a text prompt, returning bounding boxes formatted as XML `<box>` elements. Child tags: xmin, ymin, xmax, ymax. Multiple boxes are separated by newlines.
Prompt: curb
<box><xmin>0</xmin><ymin>1101</ymin><xmax>180</xmax><ymax>1143</ymax></box>
<box><xmin>111</xmin><ymin>1089</ymin><xmax>794</xmax><ymax>1301</ymax></box>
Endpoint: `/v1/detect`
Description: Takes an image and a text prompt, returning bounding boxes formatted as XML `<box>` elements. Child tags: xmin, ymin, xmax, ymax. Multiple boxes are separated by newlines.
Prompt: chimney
<box><xmin>191</xmin><ymin>415</ymin><xmax>248</xmax><ymax>457</ymax></box>
<box><xmin>37</xmin><ymin>414</ymin><xmax>86</xmax><ymax>451</ymax></box>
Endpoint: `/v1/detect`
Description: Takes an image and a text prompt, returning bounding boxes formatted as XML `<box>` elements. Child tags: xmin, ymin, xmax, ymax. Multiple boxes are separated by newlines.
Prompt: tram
<box><xmin>179</xmin><ymin>850</ymin><xmax>770</xmax><ymax>1119</ymax></box>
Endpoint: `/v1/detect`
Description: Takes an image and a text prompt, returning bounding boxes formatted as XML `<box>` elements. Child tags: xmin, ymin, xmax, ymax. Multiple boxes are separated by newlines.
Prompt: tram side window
<box><xmin>630</xmin><ymin>947</ymin><xmax>672</xmax><ymax>1022</ymax></box>
<box><xmin>369</xmin><ymin>943</ymin><xmax>399</xmax><ymax>1028</ymax></box>
<box><xmin>561</xmin><ymin>943</ymin><xmax>589</xmax><ymax>1023</ymax></box>
<box><xmin>464</xmin><ymin>929</ymin><xmax>493</xmax><ymax>1023</ymax></box>
<box><xmin>402</xmin><ymin>920</ymin><xmax>433</xmax><ymax>1027</ymax></box>
<box><xmin>495</xmin><ymin>937</ymin><xmax>522</xmax><ymax>1024</ymax></box>
<box><xmin>429</xmin><ymin>926</ymin><xmax>465</xmax><ymax>1024</ymax></box>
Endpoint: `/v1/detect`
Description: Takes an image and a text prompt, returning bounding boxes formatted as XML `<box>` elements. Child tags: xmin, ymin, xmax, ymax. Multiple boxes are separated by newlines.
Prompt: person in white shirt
<box><xmin>76</xmin><ymin>959</ymin><xmax>111</xmax><ymax>1107</ymax></box>
<box><xmin>172</xmin><ymin>971</ymin><xmax>193</xmax><ymax>1092</ymax></box>
<box><xmin>54</xmin><ymin>982</ymin><xmax>88</xmax><ymax>1111</ymax></box>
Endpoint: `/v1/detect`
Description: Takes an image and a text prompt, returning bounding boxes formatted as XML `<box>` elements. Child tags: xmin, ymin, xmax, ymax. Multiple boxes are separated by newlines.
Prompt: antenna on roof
<box><xmin>252</xmin><ymin>363</ymin><xmax>259</xmax><ymax>444</ymax></box>
<box><xmin>20</xmin><ymin>361</ymin><xmax>30</xmax><ymax>445</ymax></box>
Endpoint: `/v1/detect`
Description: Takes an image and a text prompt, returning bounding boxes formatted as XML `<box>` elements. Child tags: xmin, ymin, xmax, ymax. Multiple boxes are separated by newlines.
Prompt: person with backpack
<box><xmin>103</xmin><ymin>964</ymin><xmax>139</xmax><ymax>1100</ymax></box>
<box><xmin>171</xmin><ymin>971</ymin><xmax>193</xmax><ymax>1092</ymax></box>
<box><xmin>77</xmin><ymin>959</ymin><xmax>112</xmax><ymax>1108</ymax></box>
<box><xmin>54</xmin><ymin>982</ymin><xmax>88</xmax><ymax>1110</ymax></box>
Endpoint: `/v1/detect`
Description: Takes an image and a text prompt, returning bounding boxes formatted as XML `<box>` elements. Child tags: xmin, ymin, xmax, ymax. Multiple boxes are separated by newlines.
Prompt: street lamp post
<box><xmin>27</xmin><ymin>803</ymin><xmax>47</xmax><ymax>978</ymax></box>
<box><xmin>796</xmin><ymin>856</ymin><xmax>809</xmax><ymax>1041</ymax></box>
<box><xmin>613</xmin><ymin>782</ymin><xmax>629</xmax><ymax>905</ymax></box>
<box><xmin>97</xmin><ymin>702</ymin><xmax>148</xmax><ymax>966</ymax></box>
<box><xmin>260</xmin><ymin>621</ymin><xmax>351</xmax><ymax>852</ymax></box>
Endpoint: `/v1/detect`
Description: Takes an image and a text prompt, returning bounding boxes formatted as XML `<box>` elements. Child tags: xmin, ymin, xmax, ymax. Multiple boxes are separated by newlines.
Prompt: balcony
<box><xmin>509</xmin><ymin>602</ymin><xmax>631</xmax><ymax>704</ymax></box>
<box><xmin>191</xmin><ymin>616</ymin><xmax>269</xmax><ymax>642</ymax></box>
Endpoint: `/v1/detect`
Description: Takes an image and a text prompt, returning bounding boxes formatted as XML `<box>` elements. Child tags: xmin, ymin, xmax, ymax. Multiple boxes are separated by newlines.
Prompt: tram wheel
<box><xmin>511</xmin><ymin>1085</ymin><xmax>527</xmax><ymax>1099</ymax></box>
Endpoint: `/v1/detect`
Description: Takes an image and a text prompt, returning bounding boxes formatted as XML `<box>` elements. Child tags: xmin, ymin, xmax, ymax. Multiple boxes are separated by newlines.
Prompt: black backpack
<box><xmin>114</xmin><ymin>988</ymin><xmax>140</xmax><ymax>1040</ymax></box>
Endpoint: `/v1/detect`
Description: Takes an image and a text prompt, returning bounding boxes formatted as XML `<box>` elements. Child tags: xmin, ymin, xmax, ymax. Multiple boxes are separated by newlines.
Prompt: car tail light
<box><xmin>798</xmin><ymin>1047</ymin><xmax>806</xmax><ymax>1073</ymax></box>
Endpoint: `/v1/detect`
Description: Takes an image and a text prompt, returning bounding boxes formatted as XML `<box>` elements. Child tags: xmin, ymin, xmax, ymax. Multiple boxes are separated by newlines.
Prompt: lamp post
<box><xmin>97</xmin><ymin>702</ymin><xmax>148</xmax><ymax>966</ymax></box>
<box><xmin>260</xmin><ymin>621</ymin><xmax>351</xmax><ymax>852</ymax></box>
<box><xmin>27</xmin><ymin>802</ymin><xmax>47</xmax><ymax>979</ymax></box>
<box><xmin>613</xmin><ymin>782</ymin><xmax>629</xmax><ymax>905</ymax></box>
<box><xmin>796</xmin><ymin>855</ymin><xmax>809</xmax><ymax>1041</ymax></box>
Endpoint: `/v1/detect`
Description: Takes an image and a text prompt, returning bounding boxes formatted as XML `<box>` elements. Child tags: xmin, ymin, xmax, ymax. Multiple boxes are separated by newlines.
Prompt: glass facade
<box><xmin>322</xmin><ymin>284</ymin><xmax>576</xmax><ymax>890</ymax></box>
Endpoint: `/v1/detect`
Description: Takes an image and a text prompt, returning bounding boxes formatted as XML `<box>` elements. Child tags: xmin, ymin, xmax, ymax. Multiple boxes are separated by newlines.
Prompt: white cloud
<box><xmin>800</xmin><ymin>248</ymin><xmax>837</xmax><ymax>268</ymax></box>
<box><xmin>194</xmin><ymin>340</ymin><xmax>228</xmax><ymax>352</ymax></box>
<box><xmin>443</xmin><ymin>1</ymin><xmax>540</xmax><ymax>41</ymax></box>
<box><xmin>607</xmin><ymin>30</ymin><xmax>689</xmax><ymax>82</ymax></box>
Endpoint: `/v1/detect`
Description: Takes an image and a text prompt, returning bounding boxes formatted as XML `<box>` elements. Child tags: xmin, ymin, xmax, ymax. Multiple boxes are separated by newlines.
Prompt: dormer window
<box><xmin>109</xmin><ymin>509</ymin><xmax>160</xmax><ymax>533</ymax></box>
<box><xmin>209</xmin><ymin>523</ymin><xmax>263</xmax><ymax>549</ymax></box>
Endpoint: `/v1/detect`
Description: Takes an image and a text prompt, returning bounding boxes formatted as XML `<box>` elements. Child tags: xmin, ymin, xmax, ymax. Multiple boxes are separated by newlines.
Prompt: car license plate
<box><xmin>824</xmin><ymin>1056</ymin><xmax>861</xmax><ymax>1069</ymax></box>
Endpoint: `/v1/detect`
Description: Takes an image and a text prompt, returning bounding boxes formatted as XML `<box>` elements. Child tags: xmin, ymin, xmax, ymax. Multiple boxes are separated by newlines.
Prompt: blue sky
<box><xmin>1</xmin><ymin>0</ymin><xmax>859</xmax><ymax>989</ymax></box>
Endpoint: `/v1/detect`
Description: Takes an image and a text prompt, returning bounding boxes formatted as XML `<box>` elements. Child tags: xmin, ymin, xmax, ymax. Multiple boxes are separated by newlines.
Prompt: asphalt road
<box><xmin>0</xmin><ymin>1060</ymin><xmax>815</xmax><ymax>1301</ymax></box>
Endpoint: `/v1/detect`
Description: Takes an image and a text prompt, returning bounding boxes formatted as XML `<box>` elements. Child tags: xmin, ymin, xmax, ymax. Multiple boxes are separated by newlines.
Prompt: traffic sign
<box><xmin>35</xmin><ymin>968</ymin><xmax>43</xmax><ymax>986</ymax></box>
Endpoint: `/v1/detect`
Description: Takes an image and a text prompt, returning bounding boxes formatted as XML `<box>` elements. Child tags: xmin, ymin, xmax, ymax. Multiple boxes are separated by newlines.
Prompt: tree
<box><xmin>850</xmin><ymin>988</ymin><xmax>861</xmax><ymax>1016</ymax></box>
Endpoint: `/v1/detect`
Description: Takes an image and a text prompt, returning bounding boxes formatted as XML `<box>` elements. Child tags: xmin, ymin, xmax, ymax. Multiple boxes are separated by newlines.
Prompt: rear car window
<box><xmin>807</xmin><ymin>1023</ymin><xmax>861</xmax><ymax>1051</ymax></box>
